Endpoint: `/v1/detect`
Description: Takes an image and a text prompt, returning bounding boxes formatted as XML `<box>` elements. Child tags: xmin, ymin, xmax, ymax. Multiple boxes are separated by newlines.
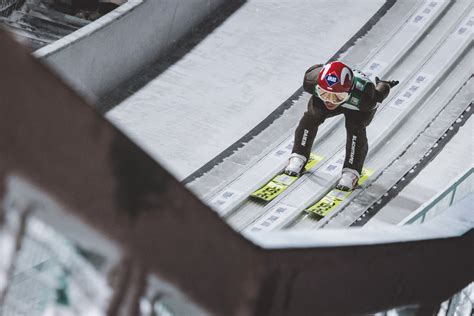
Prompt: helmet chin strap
<box><xmin>324</xmin><ymin>101</ymin><xmax>339</xmax><ymax>110</ymax></box>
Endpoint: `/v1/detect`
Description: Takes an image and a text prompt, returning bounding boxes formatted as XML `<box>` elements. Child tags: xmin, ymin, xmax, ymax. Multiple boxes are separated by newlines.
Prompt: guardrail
<box><xmin>0</xmin><ymin>0</ymin><xmax>24</xmax><ymax>17</ymax></box>
<box><xmin>400</xmin><ymin>167</ymin><xmax>473</xmax><ymax>225</ymax></box>
<box><xmin>0</xmin><ymin>214</ymin><xmax>112</xmax><ymax>316</ymax></box>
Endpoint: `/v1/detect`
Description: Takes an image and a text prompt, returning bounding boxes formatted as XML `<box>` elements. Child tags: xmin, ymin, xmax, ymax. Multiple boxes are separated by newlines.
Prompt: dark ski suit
<box><xmin>292</xmin><ymin>64</ymin><xmax>392</xmax><ymax>174</ymax></box>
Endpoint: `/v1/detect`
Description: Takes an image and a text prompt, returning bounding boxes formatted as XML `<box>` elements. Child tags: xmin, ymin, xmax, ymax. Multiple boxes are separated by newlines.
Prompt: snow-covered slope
<box><xmin>107</xmin><ymin>0</ymin><xmax>385</xmax><ymax>179</ymax></box>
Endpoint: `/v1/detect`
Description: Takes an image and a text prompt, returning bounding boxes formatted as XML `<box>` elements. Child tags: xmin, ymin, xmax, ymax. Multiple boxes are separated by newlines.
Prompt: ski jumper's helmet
<box><xmin>317</xmin><ymin>61</ymin><xmax>354</xmax><ymax>105</ymax></box>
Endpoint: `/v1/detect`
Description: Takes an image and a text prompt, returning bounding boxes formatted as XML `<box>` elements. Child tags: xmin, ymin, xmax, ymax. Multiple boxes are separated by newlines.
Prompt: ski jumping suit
<box><xmin>291</xmin><ymin>64</ymin><xmax>392</xmax><ymax>174</ymax></box>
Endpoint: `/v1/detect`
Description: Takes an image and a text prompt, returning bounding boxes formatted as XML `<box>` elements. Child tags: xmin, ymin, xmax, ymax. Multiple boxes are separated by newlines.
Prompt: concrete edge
<box><xmin>32</xmin><ymin>0</ymin><xmax>231</xmax><ymax>99</ymax></box>
<box><xmin>34</xmin><ymin>0</ymin><xmax>144</xmax><ymax>59</ymax></box>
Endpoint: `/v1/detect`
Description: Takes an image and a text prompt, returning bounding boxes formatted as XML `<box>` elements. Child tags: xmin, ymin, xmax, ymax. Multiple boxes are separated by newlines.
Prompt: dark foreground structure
<box><xmin>0</xmin><ymin>28</ymin><xmax>472</xmax><ymax>315</ymax></box>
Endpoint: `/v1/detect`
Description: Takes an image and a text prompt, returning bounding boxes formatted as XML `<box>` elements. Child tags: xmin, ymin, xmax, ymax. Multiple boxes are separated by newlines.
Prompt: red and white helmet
<box><xmin>316</xmin><ymin>61</ymin><xmax>354</xmax><ymax>105</ymax></box>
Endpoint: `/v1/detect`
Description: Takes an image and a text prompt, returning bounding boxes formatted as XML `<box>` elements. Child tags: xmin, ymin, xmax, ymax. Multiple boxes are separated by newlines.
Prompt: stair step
<box><xmin>0</xmin><ymin>18</ymin><xmax>51</xmax><ymax>50</ymax></box>
<box><xmin>24</xmin><ymin>3</ymin><xmax>90</xmax><ymax>28</ymax></box>
<box><xmin>0</xmin><ymin>1</ymin><xmax>93</xmax><ymax>50</ymax></box>
<box><xmin>16</xmin><ymin>11</ymin><xmax>79</xmax><ymax>36</ymax></box>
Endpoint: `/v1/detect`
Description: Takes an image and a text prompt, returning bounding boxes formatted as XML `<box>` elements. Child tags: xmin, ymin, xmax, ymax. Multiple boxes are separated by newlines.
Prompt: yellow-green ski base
<box><xmin>304</xmin><ymin>153</ymin><xmax>322</xmax><ymax>172</ymax></box>
<box><xmin>305</xmin><ymin>168</ymin><xmax>374</xmax><ymax>219</ymax></box>
<box><xmin>250</xmin><ymin>154</ymin><xmax>323</xmax><ymax>202</ymax></box>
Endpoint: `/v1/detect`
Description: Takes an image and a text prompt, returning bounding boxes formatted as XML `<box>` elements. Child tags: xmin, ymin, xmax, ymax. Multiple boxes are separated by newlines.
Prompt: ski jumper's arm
<box><xmin>357</xmin><ymin>79</ymin><xmax>394</xmax><ymax>111</ymax></box>
<box><xmin>343</xmin><ymin>71</ymin><xmax>394</xmax><ymax>112</ymax></box>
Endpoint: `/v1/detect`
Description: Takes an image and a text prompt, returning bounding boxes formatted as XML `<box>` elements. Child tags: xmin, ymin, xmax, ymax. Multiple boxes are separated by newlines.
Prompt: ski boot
<box><xmin>336</xmin><ymin>168</ymin><xmax>360</xmax><ymax>191</ymax></box>
<box><xmin>284</xmin><ymin>153</ymin><xmax>307</xmax><ymax>177</ymax></box>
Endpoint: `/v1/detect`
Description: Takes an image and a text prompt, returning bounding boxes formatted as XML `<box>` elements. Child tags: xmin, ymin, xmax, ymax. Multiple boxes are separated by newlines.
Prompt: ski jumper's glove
<box><xmin>374</xmin><ymin>77</ymin><xmax>399</xmax><ymax>103</ymax></box>
<box><xmin>375</xmin><ymin>77</ymin><xmax>399</xmax><ymax>87</ymax></box>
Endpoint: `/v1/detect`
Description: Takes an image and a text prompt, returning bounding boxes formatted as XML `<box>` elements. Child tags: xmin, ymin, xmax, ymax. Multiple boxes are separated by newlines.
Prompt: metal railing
<box><xmin>400</xmin><ymin>167</ymin><xmax>473</xmax><ymax>225</ymax></box>
<box><xmin>0</xmin><ymin>205</ymin><xmax>112</xmax><ymax>316</ymax></box>
<box><xmin>0</xmin><ymin>0</ymin><xmax>24</xmax><ymax>17</ymax></box>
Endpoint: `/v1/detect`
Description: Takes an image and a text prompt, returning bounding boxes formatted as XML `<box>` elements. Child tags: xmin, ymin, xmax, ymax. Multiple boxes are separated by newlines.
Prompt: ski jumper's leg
<box><xmin>291</xmin><ymin>96</ymin><xmax>338</xmax><ymax>161</ymax></box>
<box><xmin>343</xmin><ymin>110</ymin><xmax>375</xmax><ymax>174</ymax></box>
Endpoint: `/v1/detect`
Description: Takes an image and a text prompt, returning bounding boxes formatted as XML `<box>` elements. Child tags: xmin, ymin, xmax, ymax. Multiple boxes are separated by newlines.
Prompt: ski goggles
<box><xmin>316</xmin><ymin>85</ymin><xmax>349</xmax><ymax>105</ymax></box>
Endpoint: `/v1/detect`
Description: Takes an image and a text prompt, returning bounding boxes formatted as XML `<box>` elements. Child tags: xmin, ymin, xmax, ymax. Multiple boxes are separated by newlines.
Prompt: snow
<box><xmin>367</xmin><ymin>114</ymin><xmax>474</xmax><ymax>226</ymax></box>
<box><xmin>107</xmin><ymin>0</ymin><xmax>385</xmax><ymax>180</ymax></box>
<box><xmin>0</xmin><ymin>229</ymin><xmax>15</xmax><ymax>295</ymax></box>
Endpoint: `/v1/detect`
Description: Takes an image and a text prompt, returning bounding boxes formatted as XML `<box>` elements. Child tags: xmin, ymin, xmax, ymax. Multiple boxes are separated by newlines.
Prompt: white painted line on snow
<box><xmin>208</xmin><ymin>189</ymin><xmax>243</xmax><ymax>216</ymax></box>
<box><xmin>320</xmin><ymin>151</ymin><xmax>346</xmax><ymax>177</ymax></box>
<box><xmin>272</xmin><ymin>139</ymin><xmax>294</xmax><ymax>159</ymax></box>
<box><xmin>408</xmin><ymin>0</ymin><xmax>447</xmax><ymax>28</ymax></box>
<box><xmin>452</xmin><ymin>9</ymin><xmax>474</xmax><ymax>38</ymax></box>
<box><xmin>243</xmin><ymin>203</ymin><xmax>297</xmax><ymax>233</ymax></box>
<box><xmin>362</xmin><ymin>59</ymin><xmax>389</xmax><ymax>81</ymax></box>
<box><xmin>389</xmin><ymin>72</ymin><xmax>434</xmax><ymax>110</ymax></box>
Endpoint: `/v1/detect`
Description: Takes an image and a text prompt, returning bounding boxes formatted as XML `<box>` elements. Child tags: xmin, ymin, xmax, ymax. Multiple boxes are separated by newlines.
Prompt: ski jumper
<box><xmin>292</xmin><ymin>64</ymin><xmax>391</xmax><ymax>174</ymax></box>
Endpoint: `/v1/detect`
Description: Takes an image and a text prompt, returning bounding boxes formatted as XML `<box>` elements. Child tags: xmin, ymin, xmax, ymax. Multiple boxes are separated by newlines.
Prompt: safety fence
<box><xmin>0</xmin><ymin>206</ymin><xmax>111</xmax><ymax>316</ymax></box>
<box><xmin>400</xmin><ymin>167</ymin><xmax>473</xmax><ymax>225</ymax></box>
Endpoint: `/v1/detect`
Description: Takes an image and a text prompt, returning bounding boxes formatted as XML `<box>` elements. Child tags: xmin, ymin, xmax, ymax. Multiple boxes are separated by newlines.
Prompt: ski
<box><xmin>250</xmin><ymin>153</ymin><xmax>324</xmax><ymax>202</ymax></box>
<box><xmin>305</xmin><ymin>168</ymin><xmax>374</xmax><ymax>220</ymax></box>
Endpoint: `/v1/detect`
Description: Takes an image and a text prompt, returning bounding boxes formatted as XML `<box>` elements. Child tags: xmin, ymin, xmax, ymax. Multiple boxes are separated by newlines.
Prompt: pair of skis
<box><xmin>250</xmin><ymin>154</ymin><xmax>373</xmax><ymax>220</ymax></box>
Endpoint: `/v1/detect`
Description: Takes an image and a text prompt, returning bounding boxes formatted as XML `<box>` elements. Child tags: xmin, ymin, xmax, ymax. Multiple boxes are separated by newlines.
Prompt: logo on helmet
<box><xmin>325</xmin><ymin>72</ymin><xmax>339</xmax><ymax>87</ymax></box>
